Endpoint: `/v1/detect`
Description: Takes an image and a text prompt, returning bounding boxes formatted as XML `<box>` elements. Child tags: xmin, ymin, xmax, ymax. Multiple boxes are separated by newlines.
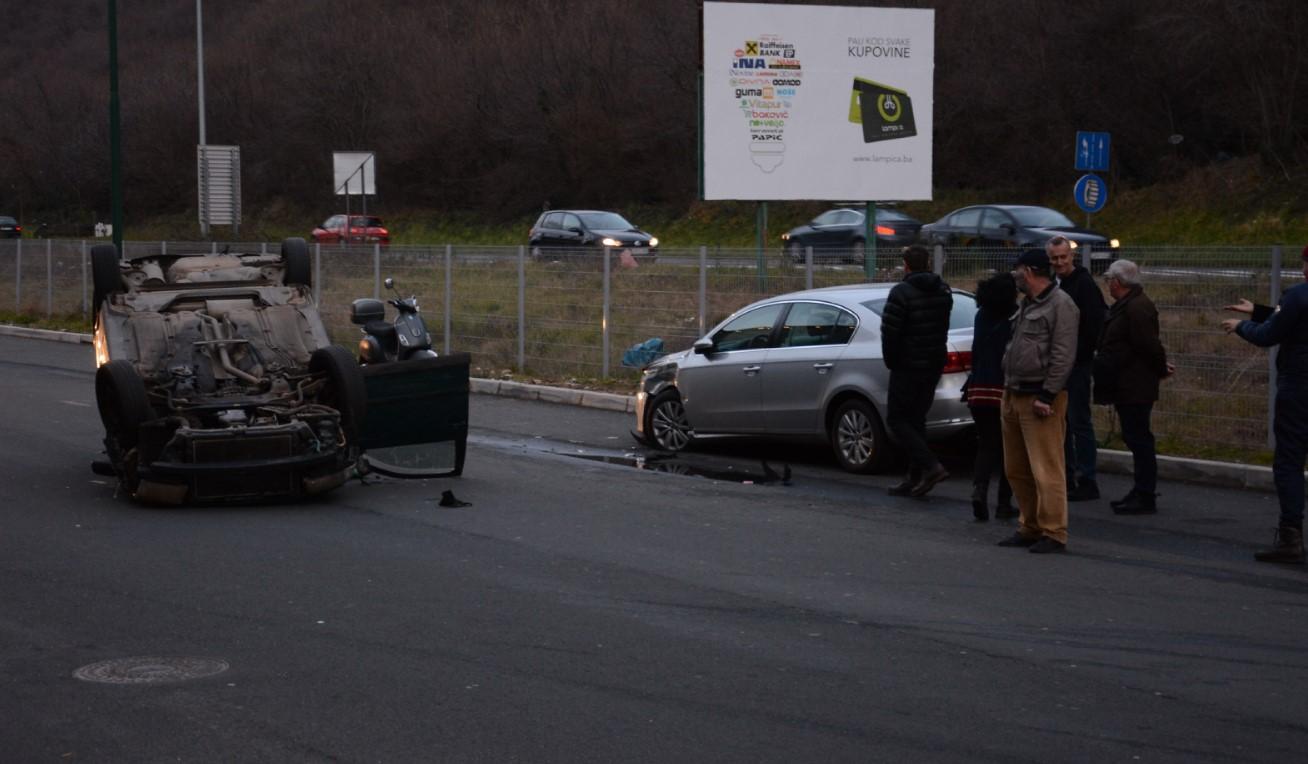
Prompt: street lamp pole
<box><xmin>196</xmin><ymin>0</ymin><xmax>209</xmax><ymax>237</ymax></box>
<box><xmin>197</xmin><ymin>0</ymin><xmax>206</xmax><ymax>148</ymax></box>
<box><xmin>108</xmin><ymin>0</ymin><xmax>123</xmax><ymax>253</ymax></box>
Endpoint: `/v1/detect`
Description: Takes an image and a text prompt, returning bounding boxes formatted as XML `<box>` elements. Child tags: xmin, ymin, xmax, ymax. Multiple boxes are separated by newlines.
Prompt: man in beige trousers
<box><xmin>997</xmin><ymin>249</ymin><xmax>1080</xmax><ymax>554</ymax></box>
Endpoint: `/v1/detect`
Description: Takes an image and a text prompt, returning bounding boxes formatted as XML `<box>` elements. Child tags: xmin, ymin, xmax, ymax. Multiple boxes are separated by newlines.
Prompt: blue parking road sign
<box><xmin>1074</xmin><ymin>173</ymin><xmax>1108</xmax><ymax>213</ymax></box>
<box><xmin>1075</xmin><ymin>131</ymin><xmax>1110</xmax><ymax>171</ymax></box>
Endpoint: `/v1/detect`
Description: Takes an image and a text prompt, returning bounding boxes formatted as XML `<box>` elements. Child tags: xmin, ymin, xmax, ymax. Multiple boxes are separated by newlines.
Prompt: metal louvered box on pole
<box><xmin>197</xmin><ymin>144</ymin><xmax>241</xmax><ymax>236</ymax></box>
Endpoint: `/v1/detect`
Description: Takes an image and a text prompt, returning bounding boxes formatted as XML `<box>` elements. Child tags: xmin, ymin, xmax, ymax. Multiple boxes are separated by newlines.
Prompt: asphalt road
<box><xmin>2</xmin><ymin>335</ymin><xmax>1306</xmax><ymax>763</ymax></box>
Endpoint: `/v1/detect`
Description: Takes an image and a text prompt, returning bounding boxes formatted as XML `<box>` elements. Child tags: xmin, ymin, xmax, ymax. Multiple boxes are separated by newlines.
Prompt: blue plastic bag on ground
<box><xmin>621</xmin><ymin>337</ymin><xmax>665</xmax><ymax>368</ymax></box>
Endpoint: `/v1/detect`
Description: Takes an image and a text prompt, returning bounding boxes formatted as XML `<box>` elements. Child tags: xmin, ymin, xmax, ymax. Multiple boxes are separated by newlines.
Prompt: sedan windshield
<box><xmin>1009</xmin><ymin>207</ymin><xmax>1074</xmax><ymax>228</ymax></box>
<box><xmin>578</xmin><ymin>212</ymin><xmax>634</xmax><ymax>230</ymax></box>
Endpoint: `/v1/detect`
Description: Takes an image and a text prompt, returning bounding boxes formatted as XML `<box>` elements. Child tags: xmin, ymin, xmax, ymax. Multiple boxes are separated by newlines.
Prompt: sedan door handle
<box><xmin>742</xmin><ymin>365</ymin><xmax>762</xmax><ymax>375</ymax></box>
<box><xmin>812</xmin><ymin>363</ymin><xmax>834</xmax><ymax>369</ymax></box>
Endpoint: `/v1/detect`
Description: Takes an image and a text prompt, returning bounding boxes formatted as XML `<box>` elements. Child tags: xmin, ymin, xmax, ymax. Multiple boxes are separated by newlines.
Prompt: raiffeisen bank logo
<box><xmin>730</xmin><ymin>34</ymin><xmax>803</xmax><ymax>173</ymax></box>
<box><xmin>848</xmin><ymin>77</ymin><xmax>916</xmax><ymax>143</ymax></box>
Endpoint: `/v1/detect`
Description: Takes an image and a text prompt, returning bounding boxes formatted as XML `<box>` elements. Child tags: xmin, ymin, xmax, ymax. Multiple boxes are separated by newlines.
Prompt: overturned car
<box><xmin>91</xmin><ymin>238</ymin><xmax>467</xmax><ymax>504</ymax></box>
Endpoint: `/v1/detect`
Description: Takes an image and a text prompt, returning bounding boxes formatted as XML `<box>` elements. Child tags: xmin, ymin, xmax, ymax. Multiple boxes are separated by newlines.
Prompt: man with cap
<box><xmin>997</xmin><ymin>249</ymin><xmax>1080</xmax><ymax>553</ymax></box>
<box><xmin>1222</xmin><ymin>244</ymin><xmax>1308</xmax><ymax>564</ymax></box>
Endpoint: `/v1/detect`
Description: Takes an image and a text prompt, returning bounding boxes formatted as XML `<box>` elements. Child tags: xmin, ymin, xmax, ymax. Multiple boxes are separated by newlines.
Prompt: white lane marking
<box><xmin>61</xmin><ymin>400</ymin><xmax>92</xmax><ymax>407</ymax></box>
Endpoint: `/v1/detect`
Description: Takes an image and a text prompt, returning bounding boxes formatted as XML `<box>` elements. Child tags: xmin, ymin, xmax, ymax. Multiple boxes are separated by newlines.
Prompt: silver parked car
<box><xmin>633</xmin><ymin>284</ymin><xmax>977</xmax><ymax>473</ymax></box>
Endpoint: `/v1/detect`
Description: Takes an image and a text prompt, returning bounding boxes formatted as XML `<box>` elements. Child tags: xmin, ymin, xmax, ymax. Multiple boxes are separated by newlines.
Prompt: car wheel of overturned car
<box><xmin>91</xmin><ymin>244</ymin><xmax>123</xmax><ymax>312</ymax></box>
<box><xmin>282</xmin><ymin>237</ymin><xmax>312</xmax><ymax>287</ymax></box>
<box><xmin>95</xmin><ymin>359</ymin><xmax>151</xmax><ymax>451</ymax></box>
<box><xmin>646</xmin><ymin>389</ymin><xmax>693</xmax><ymax>452</ymax></box>
<box><xmin>829</xmin><ymin>397</ymin><xmax>887</xmax><ymax>473</ymax></box>
<box><xmin>309</xmin><ymin>345</ymin><xmax>367</xmax><ymax>442</ymax></box>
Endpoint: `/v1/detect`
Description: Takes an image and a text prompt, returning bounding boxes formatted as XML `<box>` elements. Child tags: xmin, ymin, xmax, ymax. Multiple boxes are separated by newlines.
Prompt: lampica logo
<box><xmin>847</xmin><ymin>78</ymin><xmax>916</xmax><ymax>143</ymax></box>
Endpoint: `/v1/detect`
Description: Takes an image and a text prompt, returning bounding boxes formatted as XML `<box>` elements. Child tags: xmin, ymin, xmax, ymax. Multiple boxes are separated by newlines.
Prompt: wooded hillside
<box><xmin>0</xmin><ymin>0</ymin><xmax>1303</xmax><ymax>223</ymax></box>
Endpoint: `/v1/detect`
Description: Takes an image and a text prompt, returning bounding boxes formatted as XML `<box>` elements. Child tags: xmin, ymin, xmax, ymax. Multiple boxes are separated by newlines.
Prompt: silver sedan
<box><xmin>633</xmin><ymin>283</ymin><xmax>976</xmax><ymax>473</ymax></box>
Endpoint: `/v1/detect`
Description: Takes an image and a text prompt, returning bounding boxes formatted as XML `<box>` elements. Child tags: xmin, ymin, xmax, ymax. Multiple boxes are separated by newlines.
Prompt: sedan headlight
<box><xmin>648</xmin><ymin>237</ymin><xmax>658</xmax><ymax>247</ymax></box>
<box><xmin>780</xmin><ymin>233</ymin><xmax>790</xmax><ymax>241</ymax></box>
<box><xmin>601</xmin><ymin>237</ymin><xmax>622</xmax><ymax>247</ymax></box>
<box><xmin>1069</xmin><ymin>240</ymin><xmax>1079</xmax><ymax>249</ymax></box>
<box><xmin>1110</xmin><ymin>238</ymin><xmax>1120</xmax><ymax>248</ymax></box>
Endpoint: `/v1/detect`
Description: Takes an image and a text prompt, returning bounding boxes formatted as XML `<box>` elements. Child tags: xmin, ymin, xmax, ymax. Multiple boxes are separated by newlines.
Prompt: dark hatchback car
<box><xmin>781</xmin><ymin>207</ymin><xmax>922</xmax><ymax>262</ymax></box>
<box><xmin>0</xmin><ymin>216</ymin><xmax>21</xmax><ymax>238</ymax></box>
<box><xmin>920</xmin><ymin>205</ymin><xmax>1120</xmax><ymax>269</ymax></box>
<box><xmin>529</xmin><ymin>210</ymin><xmax>658</xmax><ymax>262</ymax></box>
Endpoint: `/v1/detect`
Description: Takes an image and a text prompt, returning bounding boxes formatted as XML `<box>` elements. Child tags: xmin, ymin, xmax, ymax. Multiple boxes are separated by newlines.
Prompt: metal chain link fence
<box><xmin>0</xmin><ymin>238</ymin><xmax>1291</xmax><ymax>459</ymax></box>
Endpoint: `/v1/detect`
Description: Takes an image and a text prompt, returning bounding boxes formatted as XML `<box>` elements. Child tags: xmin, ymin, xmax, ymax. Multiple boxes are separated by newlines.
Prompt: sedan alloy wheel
<box><xmin>648</xmin><ymin>390</ymin><xmax>693</xmax><ymax>451</ymax></box>
<box><xmin>830</xmin><ymin>398</ymin><xmax>886</xmax><ymax>473</ymax></box>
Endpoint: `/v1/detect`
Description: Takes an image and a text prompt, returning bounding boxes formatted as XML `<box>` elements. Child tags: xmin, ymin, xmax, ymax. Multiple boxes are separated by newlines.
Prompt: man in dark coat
<box><xmin>1049</xmin><ymin>235</ymin><xmax>1108</xmax><ymax>501</ymax></box>
<box><xmin>1222</xmin><ymin>244</ymin><xmax>1308</xmax><ymax>564</ymax></box>
<box><xmin>881</xmin><ymin>245</ymin><xmax>953</xmax><ymax>497</ymax></box>
<box><xmin>1095</xmin><ymin>259</ymin><xmax>1171</xmax><ymax>514</ymax></box>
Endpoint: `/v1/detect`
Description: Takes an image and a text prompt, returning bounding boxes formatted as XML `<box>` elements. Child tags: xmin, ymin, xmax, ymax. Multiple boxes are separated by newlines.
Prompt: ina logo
<box><xmin>877</xmin><ymin>94</ymin><xmax>902</xmax><ymax>122</ymax></box>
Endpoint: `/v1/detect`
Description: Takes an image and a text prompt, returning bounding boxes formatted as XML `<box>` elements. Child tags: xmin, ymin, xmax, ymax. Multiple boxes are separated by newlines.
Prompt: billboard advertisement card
<box><xmin>703</xmin><ymin>2</ymin><xmax>934</xmax><ymax>200</ymax></box>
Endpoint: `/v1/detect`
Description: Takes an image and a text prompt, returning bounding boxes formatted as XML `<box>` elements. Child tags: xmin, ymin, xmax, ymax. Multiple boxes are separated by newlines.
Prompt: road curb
<box><xmin>0</xmin><ymin>324</ymin><xmax>94</xmax><ymax>345</ymax></box>
<box><xmin>470</xmin><ymin>378</ymin><xmax>636</xmax><ymax>414</ymax></box>
<box><xmin>0</xmin><ymin>323</ymin><xmax>1272</xmax><ymax>492</ymax></box>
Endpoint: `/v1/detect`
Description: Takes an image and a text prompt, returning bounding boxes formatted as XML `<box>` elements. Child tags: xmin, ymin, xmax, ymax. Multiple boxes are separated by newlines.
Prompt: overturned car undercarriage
<box><xmin>93</xmin><ymin>240</ymin><xmax>368</xmax><ymax>503</ymax></box>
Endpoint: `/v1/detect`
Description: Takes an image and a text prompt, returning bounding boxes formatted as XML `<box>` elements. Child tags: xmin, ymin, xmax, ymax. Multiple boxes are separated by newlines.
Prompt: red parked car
<box><xmin>311</xmin><ymin>215</ymin><xmax>390</xmax><ymax>245</ymax></box>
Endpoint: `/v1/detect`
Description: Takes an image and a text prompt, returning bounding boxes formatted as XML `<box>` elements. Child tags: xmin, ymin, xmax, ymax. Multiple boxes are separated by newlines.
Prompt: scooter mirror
<box><xmin>384</xmin><ymin>277</ymin><xmax>395</xmax><ymax>290</ymax></box>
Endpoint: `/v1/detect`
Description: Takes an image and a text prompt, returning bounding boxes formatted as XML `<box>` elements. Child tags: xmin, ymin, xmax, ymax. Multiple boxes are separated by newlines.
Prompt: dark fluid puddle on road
<box><xmin>561</xmin><ymin>452</ymin><xmax>791</xmax><ymax>485</ymax></box>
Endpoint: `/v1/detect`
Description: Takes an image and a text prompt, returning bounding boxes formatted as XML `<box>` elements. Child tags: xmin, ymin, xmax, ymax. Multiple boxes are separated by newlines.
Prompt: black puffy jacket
<box><xmin>880</xmin><ymin>271</ymin><xmax>953</xmax><ymax>372</ymax></box>
<box><xmin>1057</xmin><ymin>266</ymin><xmax>1107</xmax><ymax>366</ymax></box>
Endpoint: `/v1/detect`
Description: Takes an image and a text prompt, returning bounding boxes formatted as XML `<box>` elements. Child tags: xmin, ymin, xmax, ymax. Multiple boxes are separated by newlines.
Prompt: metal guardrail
<box><xmin>0</xmin><ymin>238</ymin><xmax>1290</xmax><ymax>457</ymax></box>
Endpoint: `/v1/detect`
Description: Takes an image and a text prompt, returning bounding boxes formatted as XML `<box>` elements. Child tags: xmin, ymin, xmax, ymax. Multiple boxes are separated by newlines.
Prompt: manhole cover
<box><xmin>73</xmin><ymin>657</ymin><xmax>229</xmax><ymax>685</ymax></box>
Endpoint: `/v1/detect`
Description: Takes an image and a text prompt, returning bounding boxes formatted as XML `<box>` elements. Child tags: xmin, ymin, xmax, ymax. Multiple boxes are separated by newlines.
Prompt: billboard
<box><xmin>703</xmin><ymin>2</ymin><xmax>934</xmax><ymax>200</ymax></box>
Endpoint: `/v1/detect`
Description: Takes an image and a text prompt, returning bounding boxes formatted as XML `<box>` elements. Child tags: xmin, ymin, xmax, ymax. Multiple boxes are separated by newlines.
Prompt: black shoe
<box><xmin>1110</xmin><ymin>489</ymin><xmax>1138</xmax><ymax>509</ymax></box>
<box><xmin>994</xmin><ymin>503</ymin><xmax>1019</xmax><ymax>519</ymax></box>
<box><xmin>997</xmin><ymin>532</ymin><xmax>1039</xmax><ymax>547</ymax></box>
<box><xmin>971</xmin><ymin>485</ymin><xmax>989</xmax><ymax>521</ymax></box>
<box><xmin>1028</xmin><ymin>536</ymin><xmax>1067</xmax><ymax>554</ymax></box>
<box><xmin>1067</xmin><ymin>481</ymin><xmax>1100</xmax><ymax>501</ymax></box>
<box><xmin>1254</xmin><ymin>526</ymin><xmax>1305</xmax><ymax>564</ymax></box>
<box><xmin>1112</xmin><ymin>492</ymin><xmax>1157</xmax><ymax>515</ymax></box>
<box><xmin>910</xmin><ymin>465</ymin><xmax>950</xmax><ymax>497</ymax></box>
<box><xmin>888</xmin><ymin>472</ymin><xmax>921</xmax><ymax>496</ymax></box>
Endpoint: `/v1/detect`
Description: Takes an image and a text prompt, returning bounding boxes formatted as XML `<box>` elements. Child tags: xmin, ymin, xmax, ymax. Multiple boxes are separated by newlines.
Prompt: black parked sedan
<box><xmin>920</xmin><ymin>205</ymin><xmax>1119</xmax><ymax>269</ymax></box>
<box><xmin>0</xmin><ymin>216</ymin><xmax>21</xmax><ymax>238</ymax></box>
<box><xmin>781</xmin><ymin>207</ymin><xmax>922</xmax><ymax>263</ymax></box>
<box><xmin>529</xmin><ymin>210</ymin><xmax>658</xmax><ymax>262</ymax></box>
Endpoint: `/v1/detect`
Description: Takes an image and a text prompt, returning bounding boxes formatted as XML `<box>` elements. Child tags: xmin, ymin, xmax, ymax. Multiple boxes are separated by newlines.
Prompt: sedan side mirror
<box><xmin>692</xmin><ymin>338</ymin><xmax>715</xmax><ymax>355</ymax></box>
